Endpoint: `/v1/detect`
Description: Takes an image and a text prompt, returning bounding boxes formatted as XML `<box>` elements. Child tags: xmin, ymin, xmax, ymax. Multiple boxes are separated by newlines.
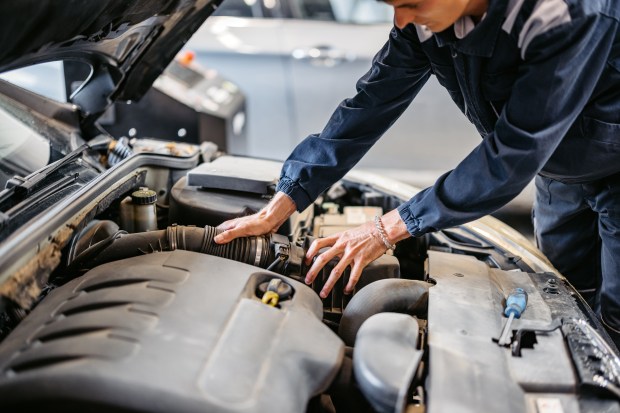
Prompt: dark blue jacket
<box><xmin>276</xmin><ymin>0</ymin><xmax>620</xmax><ymax>237</ymax></box>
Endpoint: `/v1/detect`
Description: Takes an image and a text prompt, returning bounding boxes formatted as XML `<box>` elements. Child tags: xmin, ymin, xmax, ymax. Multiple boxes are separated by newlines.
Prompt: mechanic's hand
<box><xmin>214</xmin><ymin>192</ymin><xmax>297</xmax><ymax>244</ymax></box>
<box><xmin>304</xmin><ymin>209</ymin><xmax>410</xmax><ymax>298</ymax></box>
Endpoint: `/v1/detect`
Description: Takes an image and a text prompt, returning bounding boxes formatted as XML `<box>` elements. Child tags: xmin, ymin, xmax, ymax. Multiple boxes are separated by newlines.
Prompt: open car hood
<box><xmin>0</xmin><ymin>0</ymin><xmax>221</xmax><ymax>123</ymax></box>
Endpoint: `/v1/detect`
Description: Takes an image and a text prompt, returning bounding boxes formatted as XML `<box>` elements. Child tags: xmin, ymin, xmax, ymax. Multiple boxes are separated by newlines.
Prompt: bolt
<box><xmin>543</xmin><ymin>286</ymin><xmax>560</xmax><ymax>295</ymax></box>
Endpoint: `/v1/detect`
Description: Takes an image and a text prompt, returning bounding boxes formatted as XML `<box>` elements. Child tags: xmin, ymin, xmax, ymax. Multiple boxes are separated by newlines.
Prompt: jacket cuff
<box><xmin>276</xmin><ymin>177</ymin><xmax>313</xmax><ymax>212</ymax></box>
<box><xmin>397</xmin><ymin>203</ymin><xmax>424</xmax><ymax>237</ymax></box>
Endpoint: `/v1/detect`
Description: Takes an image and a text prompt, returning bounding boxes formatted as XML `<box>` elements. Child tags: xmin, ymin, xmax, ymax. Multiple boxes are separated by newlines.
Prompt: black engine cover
<box><xmin>0</xmin><ymin>250</ymin><xmax>343</xmax><ymax>412</ymax></box>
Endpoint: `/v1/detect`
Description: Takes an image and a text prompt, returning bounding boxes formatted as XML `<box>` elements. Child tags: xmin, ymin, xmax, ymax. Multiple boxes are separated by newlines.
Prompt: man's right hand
<box><xmin>213</xmin><ymin>192</ymin><xmax>297</xmax><ymax>244</ymax></box>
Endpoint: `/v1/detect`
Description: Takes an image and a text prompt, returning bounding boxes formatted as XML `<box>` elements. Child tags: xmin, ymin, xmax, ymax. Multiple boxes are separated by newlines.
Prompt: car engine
<box><xmin>0</xmin><ymin>147</ymin><xmax>619</xmax><ymax>413</ymax></box>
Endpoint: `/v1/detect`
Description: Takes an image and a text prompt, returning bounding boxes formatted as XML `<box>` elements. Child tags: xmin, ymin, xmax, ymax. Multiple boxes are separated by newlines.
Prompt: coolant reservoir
<box><xmin>120</xmin><ymin>187</ymin><xmax>158</xmax><ymax>233</ymax></box>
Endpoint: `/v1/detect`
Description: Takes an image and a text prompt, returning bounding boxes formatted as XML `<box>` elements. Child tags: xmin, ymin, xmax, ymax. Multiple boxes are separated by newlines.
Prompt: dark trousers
<box><xmin>533</xmin><ymin>174</ymin><xmax>620</xmax><ymax>344</ymax></box>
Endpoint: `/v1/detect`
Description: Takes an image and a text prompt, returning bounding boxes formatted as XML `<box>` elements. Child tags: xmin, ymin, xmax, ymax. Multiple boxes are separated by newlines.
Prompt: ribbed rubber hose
<box><xmin>199</xmin><ymin>226</ymin><xmax>270</xmax><ymax>266</ymax></box>
<box><xmin>78</xmin><ymin>225</ymin><xmax>272</xmax><ymax>270</ymax></box>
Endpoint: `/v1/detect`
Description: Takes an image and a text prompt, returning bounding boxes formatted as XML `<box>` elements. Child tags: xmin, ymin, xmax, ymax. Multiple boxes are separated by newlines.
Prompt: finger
<box><xmin>305</xmin><ymin>245</ymin><xmax>341</xmax><ymax>285</ymax></box>
<box><xmin>344</xmin><ymin>261</ymin><xmax>365</xmax><ymax>295</ymax></box>
<box><xmin>216</xmin><ymin>219</ymin><xmax>239</xmax><ymax>231</ymax></box>
<box><xmin>320</xmin><ymin>259</ymin><xmax>350</xmax><ymax>298</ymax></box>
<box><xmin>213</xmin><ymin>225</ymin><xmax>246</xmax><ymax>244</ymax></box>
<box><xmin>213</xmin><ymin>231</ymin><xmax>231</xmax><ymax>244</ymax></box>
<box><xmin>305</xmin><ymin>236</ymin><xmax>336</xmax><ymax>265</ymax></box>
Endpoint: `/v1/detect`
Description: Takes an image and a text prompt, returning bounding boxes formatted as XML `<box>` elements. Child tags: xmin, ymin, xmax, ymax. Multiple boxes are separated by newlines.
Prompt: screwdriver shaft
<box><xmin>497</xmin><ymin>312</ymin><xmax>515</xmax><ymax>346</ymax></box>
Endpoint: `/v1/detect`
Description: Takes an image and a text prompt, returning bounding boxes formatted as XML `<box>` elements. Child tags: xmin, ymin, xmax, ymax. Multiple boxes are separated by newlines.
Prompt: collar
<box><xmin>432</xmin><ymin>0</ymin><xmax>507</xmax><ymax>57</ymax></box>
<box><xmin>454</xmin><ymin>15</ymin><xmax>478</xmax><ymax>39</ymax></box>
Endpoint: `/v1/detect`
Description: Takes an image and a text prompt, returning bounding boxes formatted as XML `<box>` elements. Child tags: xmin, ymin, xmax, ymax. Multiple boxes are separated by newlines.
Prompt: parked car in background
<box><xmin>1</xmin><ymin>1</ymin><xmax>616</xmax><ymax>412</ymax></box>
<box><xmin>185</xmin><ymin>0</ymin><xmax>481</xmax><ymax>173</ymax></box>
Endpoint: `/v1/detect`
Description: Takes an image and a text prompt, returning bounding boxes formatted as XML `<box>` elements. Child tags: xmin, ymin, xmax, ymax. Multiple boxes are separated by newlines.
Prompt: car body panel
<box><xmin>0</xmin><ymin>0</ymin><xmax>222</xmax><ymax>126</ymax></box>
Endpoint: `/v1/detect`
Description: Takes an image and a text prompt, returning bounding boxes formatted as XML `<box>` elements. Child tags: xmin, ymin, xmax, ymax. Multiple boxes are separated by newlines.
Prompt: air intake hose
<box><xmin>338</xmin><ymin>279</ymin><xmax>430</xmax><ymax>346</ymax></box>
<box><xmin>70</xmin><ymin>225</ymin><xmax>285</xmax><ymax>272</ymax></box>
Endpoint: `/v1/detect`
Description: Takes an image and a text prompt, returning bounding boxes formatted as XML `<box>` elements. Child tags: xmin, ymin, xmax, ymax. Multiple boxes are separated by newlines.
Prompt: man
<box><xmin>215</xmin><ymin>0</ymin><xmax>620</xmax><ymax>343</ymax></box>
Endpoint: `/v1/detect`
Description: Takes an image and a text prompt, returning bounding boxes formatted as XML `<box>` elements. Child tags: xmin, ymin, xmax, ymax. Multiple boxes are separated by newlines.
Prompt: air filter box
<box><xmin>169</xmin><ymin>156</ymin><xmax>282</xmax><ymax>228</ymax></box>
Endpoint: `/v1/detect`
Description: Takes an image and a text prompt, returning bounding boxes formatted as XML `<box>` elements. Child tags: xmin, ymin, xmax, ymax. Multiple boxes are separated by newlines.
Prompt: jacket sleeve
<box><xmin>276</xmin><ymin>25</ymin><xmax>432</xmax><ymax>211</ymax></box>
<box><xmin>398</xmin><ymin>12</ymin><xmax>617</xmax><ymax>236</ymax></box>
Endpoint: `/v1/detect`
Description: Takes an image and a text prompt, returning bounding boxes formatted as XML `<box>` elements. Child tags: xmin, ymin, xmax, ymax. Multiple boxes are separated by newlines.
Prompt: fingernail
<box><xmin>343</xmin><ymin>289</ymin><xmax>351</xmax><ymax>295</ymax></box>
<box><xmin>214</xmin><ymin>235</ymin><xmax>222</xmax><ymax>243</ymax></box>
<box><xmin>305</xmin><ymin>277</ymin><xmax>311</xmax><ymax>284</ymax></box>
<box><xmin>320</xmin><ymin>291</ymin><xmax>327</xmax><ymax>299</ymax></box>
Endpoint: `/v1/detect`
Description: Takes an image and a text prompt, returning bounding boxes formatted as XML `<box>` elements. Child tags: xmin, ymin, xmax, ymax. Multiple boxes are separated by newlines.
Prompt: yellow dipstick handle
<box><xmin>262</xmin><ymin>291</ymin><xmax>280</xmax><ymax>307</ymax></box>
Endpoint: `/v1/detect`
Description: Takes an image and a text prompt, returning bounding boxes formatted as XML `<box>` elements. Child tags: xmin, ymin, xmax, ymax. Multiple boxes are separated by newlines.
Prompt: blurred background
<box><xmin>184</xmin><ymin>0</ymin><xmax>480</xmax><ymax>176</ymax></box>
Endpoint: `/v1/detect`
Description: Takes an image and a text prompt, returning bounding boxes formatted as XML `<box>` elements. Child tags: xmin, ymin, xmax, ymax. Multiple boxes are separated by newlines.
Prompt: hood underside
<box><xmin>0</xmin><ymin>0</ymin><xmax>220</xmax><ymax>121</ymax></box>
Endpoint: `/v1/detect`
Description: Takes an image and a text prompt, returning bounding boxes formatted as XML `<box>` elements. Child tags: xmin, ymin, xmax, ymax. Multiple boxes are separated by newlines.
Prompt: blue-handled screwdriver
<box><xmin>497</xmin><ymin>287</ymin><xmax>528</xmax><ymax>346</ymax></box>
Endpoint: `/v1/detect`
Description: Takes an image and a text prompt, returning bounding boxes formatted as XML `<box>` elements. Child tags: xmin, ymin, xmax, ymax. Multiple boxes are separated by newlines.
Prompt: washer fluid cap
<box><xmin>131</xmin><ymin>187</ymin><xmax>158</xmax><ymax>205</ymax></box>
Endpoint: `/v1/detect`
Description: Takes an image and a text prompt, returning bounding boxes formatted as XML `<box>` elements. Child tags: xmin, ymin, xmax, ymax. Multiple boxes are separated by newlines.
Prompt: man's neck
<box><xmin>464</xmin><ymin>0</ymin><xmax>489</xmax><ymax>21</ymax></box>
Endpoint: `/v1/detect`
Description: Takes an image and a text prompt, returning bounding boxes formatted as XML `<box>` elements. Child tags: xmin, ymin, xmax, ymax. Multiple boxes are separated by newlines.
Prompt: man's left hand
<box><xmin>304</xmin><ymin>209</ymin><xmax>410</xmax><ymax>298</ymax></box>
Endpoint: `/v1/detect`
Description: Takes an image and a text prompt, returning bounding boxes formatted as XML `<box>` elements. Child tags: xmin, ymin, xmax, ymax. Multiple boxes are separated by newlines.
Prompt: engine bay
<box><xmin>0</xmin><ymin>150</ymin><xmax>619</xmax><ymax>413</ymax></box>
